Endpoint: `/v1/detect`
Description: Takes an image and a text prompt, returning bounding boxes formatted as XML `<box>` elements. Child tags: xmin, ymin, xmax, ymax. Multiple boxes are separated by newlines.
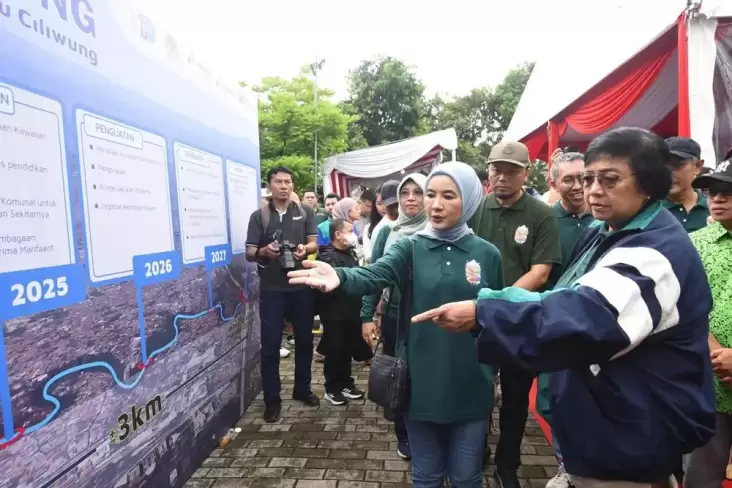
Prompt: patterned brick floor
<box><xmin>185</xmin><ymin>353</ymin><xmax>555</xmax><ymax>488</ymax></box>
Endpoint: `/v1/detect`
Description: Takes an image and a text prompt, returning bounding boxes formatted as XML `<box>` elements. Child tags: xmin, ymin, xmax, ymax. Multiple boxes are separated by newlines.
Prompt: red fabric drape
<box><xmin>677</xmin><ymin>12</ymin><xmax>691</xmax><ymax>137</ymax></box>
<box><xmin>565</xmin><ymin>40</ymin><xmax>675</xmax><ymax>134</ymax></box>
<box><xmin>522</xmin><ymin>127</ymin><xmax>547</xmax><ymax>161</ymax></box>
<box><xmin>546</xmin><ymin>119</ymin><xmax>569</xmax><ymax>172</ymax></box>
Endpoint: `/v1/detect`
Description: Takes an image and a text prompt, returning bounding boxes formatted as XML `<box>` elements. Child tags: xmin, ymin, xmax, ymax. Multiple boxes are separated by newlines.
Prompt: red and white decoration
<box><xmin>322</xmin><ymin>129</ymin><xmax>458</xmax><ymax>198</ymax></box>
<box><xmin>505</xmin><ymin>0</ymin><xmax>732</xmax><ymax>167</ymax></box>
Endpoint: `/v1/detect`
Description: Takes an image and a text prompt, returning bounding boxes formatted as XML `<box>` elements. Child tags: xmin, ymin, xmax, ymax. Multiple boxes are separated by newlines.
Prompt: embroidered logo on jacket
<box><xmin>514</xmin><ymin>225</ymin><xmax>529</xmax><ymax>245</ymax></box>
<box><xmin>465</xmin><ymin>260</ymin><xmax>481</xmax><ymax>285</ymax></box>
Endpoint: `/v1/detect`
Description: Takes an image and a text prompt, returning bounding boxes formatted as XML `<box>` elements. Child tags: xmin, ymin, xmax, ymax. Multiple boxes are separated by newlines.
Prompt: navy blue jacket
<box><xmin>474</xmin><ymin>203</ymin><xmax>715</xmax><ymax>482</ymax></box>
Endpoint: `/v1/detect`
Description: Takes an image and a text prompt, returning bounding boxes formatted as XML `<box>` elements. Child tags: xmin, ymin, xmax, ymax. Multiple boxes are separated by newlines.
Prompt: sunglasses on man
<box><xmin>701</xmin><ymin>185</ymin><xmax>732</xmax><ymax>198</ymax></box>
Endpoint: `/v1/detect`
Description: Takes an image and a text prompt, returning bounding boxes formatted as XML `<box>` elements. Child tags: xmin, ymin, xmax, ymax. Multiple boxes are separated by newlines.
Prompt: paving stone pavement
<box><xmin>186</xmin><ymin>352</ymin><xmax>555</xmax><ymax>488</ymax></box>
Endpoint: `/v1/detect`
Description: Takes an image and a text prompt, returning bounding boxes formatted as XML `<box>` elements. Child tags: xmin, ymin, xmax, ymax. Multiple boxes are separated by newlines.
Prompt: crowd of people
<box><xmin>245</xmin><ymin>126</ymin><xmax>732</xmax><ymax>488</ymax></box>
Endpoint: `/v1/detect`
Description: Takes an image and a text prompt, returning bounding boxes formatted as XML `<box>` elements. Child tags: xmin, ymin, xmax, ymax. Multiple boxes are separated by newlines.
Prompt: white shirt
<box><xmin>362</xmin><ymin>217</ymin><xmax>394</xmax><ymax>263</ymax></box>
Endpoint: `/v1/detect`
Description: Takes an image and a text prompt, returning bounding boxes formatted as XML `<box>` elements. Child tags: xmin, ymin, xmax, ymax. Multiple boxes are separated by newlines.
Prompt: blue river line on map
<box><xmin>0</xmin><ymin>269</ymin><xmax>249</xmax><ymax>445</ymax></box>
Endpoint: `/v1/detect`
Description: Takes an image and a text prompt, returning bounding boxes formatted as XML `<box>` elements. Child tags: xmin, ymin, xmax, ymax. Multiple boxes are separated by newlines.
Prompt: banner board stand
<box><xmin>0</xmin><ymin>2</ymin><xmax>262</xmax><ymax>486</ymax></box>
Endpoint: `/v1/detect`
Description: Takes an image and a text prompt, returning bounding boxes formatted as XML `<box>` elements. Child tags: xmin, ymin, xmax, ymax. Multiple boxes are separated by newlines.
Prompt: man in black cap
<box><xmin>363</xmin><ymin>180</ymin><xmax>399</xmax><ymax>264</ymax></box>
<box><xmin>664</xmin><ymin>137</ymin><xmax>712</xmax><ymax>483</ymax></box>
<box><xmin>663</xmin><ymin>137</ymin><xmax>710</xmax><ymax>233</ymax></box>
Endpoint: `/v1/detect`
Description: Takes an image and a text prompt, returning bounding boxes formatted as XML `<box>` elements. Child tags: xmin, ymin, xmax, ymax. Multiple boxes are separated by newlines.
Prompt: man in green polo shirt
<box><xmin>469</xmin><ymin>140</ymin><xmax>562</xmax><ymax>488</ymax></box>
<box><xmin>685</xmin><ymin>158</ymin><xmax>732</xmax><ymax>485</ymax></box>
<box><xmin>662</xmin><ymin>137</ymin><xmax>710</xmax><ymax>233</ymax></box>
<box><xmin>542</xmin><ymin>150</ymin><xmax>595</xmax><ymax>488</ymax></box>
<box><xmin>547</xmin><ymin>151</ymin><xmax>595</xmax><ymax>287</ymax></box>
<box><xmin>303</xmin><ymin>190</ymin><xmax>330</xmax><ymax>225</ymax></box>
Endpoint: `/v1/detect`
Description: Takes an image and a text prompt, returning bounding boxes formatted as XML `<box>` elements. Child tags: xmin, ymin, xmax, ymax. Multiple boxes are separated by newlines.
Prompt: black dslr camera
<box><xmin>271</xmin><ymin>229</ymin><xmax>296</xmax><ymax>271</ymax></box>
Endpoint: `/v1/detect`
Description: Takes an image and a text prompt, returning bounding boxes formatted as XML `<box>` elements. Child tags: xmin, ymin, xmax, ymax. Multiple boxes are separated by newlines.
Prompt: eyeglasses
<box><xmin>580</xmin><ymin>172</ymin><xmax>635</xmax><ymax>190</ymax></box>
<box><xmin>558</xmin><ymin>175</ymin><xmax>583</xmax><ymax>188</ymax></box>
<box><xmin>701</xmin><ymin>187</ymin><xmax>732</xmax><ymax>198</ymax></box>
<box><xmin>400</xmin><ymin>188</ymin><xmax>423</xmax><ymax>198</ymax></box>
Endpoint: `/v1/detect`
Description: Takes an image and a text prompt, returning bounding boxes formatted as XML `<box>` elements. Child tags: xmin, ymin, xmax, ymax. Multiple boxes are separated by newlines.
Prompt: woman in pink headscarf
<box><xmin>317</xmin><ymin>198</ymin><xmax>361</xmax><ymax>247</ymax></box>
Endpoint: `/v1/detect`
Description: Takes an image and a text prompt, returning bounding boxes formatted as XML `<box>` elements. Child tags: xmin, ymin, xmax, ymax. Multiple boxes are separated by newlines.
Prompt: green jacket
<box><xmin>338</xmin><ymin>234</ymin><xmax>504</xmax><ymax>423</ymax></box>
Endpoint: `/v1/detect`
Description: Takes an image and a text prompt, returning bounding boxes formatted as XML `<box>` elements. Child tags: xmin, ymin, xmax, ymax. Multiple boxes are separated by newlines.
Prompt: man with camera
<box><xmin>246</xmin><ymin>166</ymin><xmax>320</xmax><ymax>423</ymax></box>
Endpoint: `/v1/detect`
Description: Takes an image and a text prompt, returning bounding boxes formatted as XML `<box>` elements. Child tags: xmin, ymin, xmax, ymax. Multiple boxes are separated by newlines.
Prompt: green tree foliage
<box><xmin>425</xmin><ymin>62</ymin><xmax>535</xmax><ymax>168</ymax></box>
<box><xmin>338</xmin><ymin>101</ymin><xmax>369</xmax><ymax>151</ymax></box>
<box><xmin>492</xmin><ymin>62</ymin><xmax>534</xmax><ymax>136</ymax></box>
<box><xmin>527</xmin><ymin>160</ymin><xmax>549</xmax><ymax>194</ymax></box>
<box><xmin>346</xmin><ymin>56</ymin><xmax>426</xmax><ymax>146</ymax></box>
<box><xmin>260</xmin><ymin>155</ymin><xmax>316</xmax><ymax>191</ymax></box>
<box><xmin>254</xmin><ymin>69</ymin><xmax>355</xmax><ymax>190</ymax></box>
<box><xmin>247</xmin><ymin>58</ymin><xmax>540</xmax><ymax>194</ymax></box>
<box><xmin>423</xmin><ymin>62</ymin><xmax>547</xmax><ymax>192</ymax></box>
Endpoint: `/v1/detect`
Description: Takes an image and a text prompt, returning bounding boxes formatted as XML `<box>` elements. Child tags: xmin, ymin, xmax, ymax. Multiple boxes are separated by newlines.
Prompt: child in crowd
<box><xmin>315</xmin><ymin>219</ymin><xmax>368</xmax><ymax>405</ymax></box>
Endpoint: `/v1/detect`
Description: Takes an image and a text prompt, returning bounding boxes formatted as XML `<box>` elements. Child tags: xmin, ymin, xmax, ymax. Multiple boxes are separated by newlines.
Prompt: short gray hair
<box><xmin>550</xmin><ymin>152</ymin><xmax>585</xmax><ymax>182</ymax></box>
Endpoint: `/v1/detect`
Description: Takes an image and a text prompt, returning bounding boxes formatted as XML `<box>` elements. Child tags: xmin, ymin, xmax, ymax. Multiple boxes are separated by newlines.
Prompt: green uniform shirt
<box><xmin>690</xmin><ymin>222</ymin><xmax>732</xmax><ymax>413</ymax></box>
<box><xmin>661</xmin><ymin>190</ymin><xmax>710</xmax><ymax>233</ymax></box>
<box><xmin>547</xmin><ymin>202</ymin><xmax>595</xmax><ymax>288</ymax></box>
<box><xmin>338</xmin><ymin>234</ymin><xmax>504</xmax><ymax>423</ymax></box>
<box><xmin>469</xmin><ymin>192</ymin><xmax>562</xmax><ymax>287</ymax></box>
<box><xmin>315</xmin><ymin>207</ymin><xmax>329</xmax><ymax>225</ymax></box>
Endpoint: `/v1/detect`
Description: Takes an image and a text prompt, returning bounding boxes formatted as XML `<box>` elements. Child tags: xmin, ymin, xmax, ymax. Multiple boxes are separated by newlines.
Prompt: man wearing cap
<box><xmin>663</xmin><ymin>137</ymin><xmax>710</xmax><ymax>233</ymax></box>
<box><xmin>469</xmin><ymin>140</ymin><xmax>562</xmax><ymax>488</ymax></box>
<box><xmin>685</xmin><ymin>157</ymin><xmax>732</xmax><ymax>486</ymax></box>
<box><xmin>363</xmin><ymin>181</ymin><xmax>399</xmax><ymax>264</ymax></box>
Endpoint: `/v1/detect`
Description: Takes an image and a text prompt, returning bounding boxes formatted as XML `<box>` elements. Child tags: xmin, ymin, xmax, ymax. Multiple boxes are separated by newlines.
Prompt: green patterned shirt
<box><xmin>690</xmin><ymin>222</ymin><xmax>732</xmax><ymax>413</ymax></box>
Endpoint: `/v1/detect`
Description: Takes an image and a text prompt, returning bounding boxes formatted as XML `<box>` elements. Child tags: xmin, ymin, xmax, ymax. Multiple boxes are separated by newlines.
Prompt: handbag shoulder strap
<box><xmin>373</xmin><ymin>237</ymin><xmax>414</xmax><ymax>353</ymax></box>
<box><xmin>396</xmin><ymin>238</ymin><xmax>414</xmax><ymax>348</ymax></box>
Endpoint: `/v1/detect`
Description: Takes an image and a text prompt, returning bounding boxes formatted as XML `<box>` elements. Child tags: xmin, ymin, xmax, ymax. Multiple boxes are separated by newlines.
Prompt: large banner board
<box><xmin>0</xmin><ymin>1</ymin><xmax>262</xmax><ymax>486</ymax></box>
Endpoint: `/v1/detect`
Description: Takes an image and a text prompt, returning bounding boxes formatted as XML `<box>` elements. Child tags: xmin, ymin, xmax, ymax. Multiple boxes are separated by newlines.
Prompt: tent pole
<box><xmin>677</xmin><ymin>11</ymin><xmax>691</xmax><ymax>137</ymax></box>
<box><xmin>547</xmin><ymin>119</ymin><xmax>560</xmax><ymax>172</ymax></box>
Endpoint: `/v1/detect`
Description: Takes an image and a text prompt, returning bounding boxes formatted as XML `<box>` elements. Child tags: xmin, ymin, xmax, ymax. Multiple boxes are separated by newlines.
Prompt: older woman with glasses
<box><xmin>414</xmin><ymin>128</ymin><xmax>716</xmax><ymax>487</ymax></box>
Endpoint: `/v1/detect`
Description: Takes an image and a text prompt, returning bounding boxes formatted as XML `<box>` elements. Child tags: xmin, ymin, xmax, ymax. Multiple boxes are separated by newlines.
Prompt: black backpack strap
<box><xmin>261</xmin><ymin>205</ymin><xmax>271</xmax><ymax>236</ymax></box>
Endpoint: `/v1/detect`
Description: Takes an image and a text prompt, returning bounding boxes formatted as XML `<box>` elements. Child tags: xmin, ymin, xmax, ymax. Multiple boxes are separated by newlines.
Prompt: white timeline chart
<box><xmin>173</xmin><ymin>142</ymin><xmax>229</xmax><ymax>264</ymax></box>
<box><xmin>0</xmin><ymin>83</ymin><xmax>76</xmax><ymax>274</ymax></box>
<box><xmin>225</xmin><ymin>160</ymin><xmax>259</xmax><ymax>255</ymax></box>
<box><xmin>76</xmin><ymin>109</ymin><xmax>176</xmax><ymax>285</ymax></box>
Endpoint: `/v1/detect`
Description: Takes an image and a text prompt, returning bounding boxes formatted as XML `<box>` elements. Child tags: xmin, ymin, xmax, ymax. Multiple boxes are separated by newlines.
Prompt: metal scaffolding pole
<box><xmin>311</xmin><ymin>57</ymin><xmax>325</xmax><ymax>195</ymax></box>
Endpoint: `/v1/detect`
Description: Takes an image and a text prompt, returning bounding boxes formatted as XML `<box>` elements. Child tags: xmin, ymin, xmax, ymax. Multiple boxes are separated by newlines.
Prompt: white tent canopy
<box><xmin>322</xmin><ymin>128</ymin><xmax>458</xmax><ymax>197</ymax></box>
<box><xmin>505</xmin><ymin>1</ymin><xmax>682</xmax><ymax>143</ymax></box>
<box><xmin>505</xmin><ymin>0</ymin><xmax>732</xmax><ymax>164</ymax></box>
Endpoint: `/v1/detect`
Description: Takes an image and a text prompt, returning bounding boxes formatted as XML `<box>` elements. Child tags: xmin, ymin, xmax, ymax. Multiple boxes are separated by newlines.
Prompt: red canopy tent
<box><xmin>505</xmin><ymin>0</ymin><xmax>732</xmax><ymax>168</ymax></box>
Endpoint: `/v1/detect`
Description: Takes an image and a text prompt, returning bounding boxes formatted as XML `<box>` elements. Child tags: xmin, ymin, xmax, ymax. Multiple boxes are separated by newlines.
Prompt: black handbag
<box><xmin>366</xmin><ymin>239</ymin><xmax>413</xmax><ymax>414</ymax></box>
